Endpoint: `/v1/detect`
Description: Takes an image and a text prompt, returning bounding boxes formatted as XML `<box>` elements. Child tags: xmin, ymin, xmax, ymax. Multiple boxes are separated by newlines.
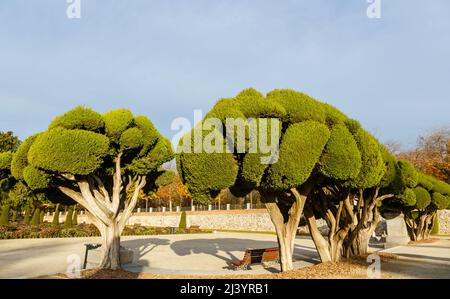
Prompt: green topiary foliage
<box><xmin>379</xmin><ymin>147</ymin><xmax>398</xmax><ymax>188</ymax></box>
<box><xmin>397</xmin><ymin>160</ymin><xmax>419</xmax><ymax>189</ymax></box>
<box><xmin>23</xmin><ymin>166</ymin><xmax>51</xmax><ymax>190</ymax></box>
<box><xmin>30</xmin><ymin>207</ymin><xmax>41</xmax><ymax>226</ymax></box>
<box><xmin>28</xmin><ymin>128</ymin><xmax>110</xmax><ymax>175</ymax></box>
<box><xmin>52</xmin><ymin>204</ymin><xmax>60</xmax><ymax>225</ymax></box>
<box><xmin>103</xmin><ymin>109</ymin><xmax>135</xmax><ymax>142</ymax></box>
<box><xmin>430</xmin><ymin>214</ymin><xmax>439</xmax><ymax>235</ymax></box>
<box><xmin>321</xmin><ymin>103</ymin><xmax>349</xmax><ymax>126</ymax></box>
<box><xmin>23</xmin><ymin>205</ymin><xmax>31</xmax><ymax>224</ymax></box>
<box><xmin>430</xmin><ymin>178</ymin><xmax>450</xmax><ymax>196</ymax></box>
<box><xmin>348</xmin><ymin>128</ymin><xmax>385</xmax><ymax>189</ymax></box>
<box><xmin>11</xmin><ymin>134</ymin><xmax>39</xmax><ymax>179</ymax></box>
<box><xmin>135</xmin><ymin>116</ymin><xmax>160</xmax><ymax>155</ymax></box>
<box><xmin>319</xmin><ymin>124</ymin><xmax>362</xmax><ymax>180</ymax></box>
<box><xmin>178</xmin><ymin>211</ymin><xmax>187</xmax><ymax>229</ymax></box>
<box><xmin>64</xmin><ymin>206</ymin><xmax>74</xmax><ymax>228</ymax></box>
<box><xmin>120</xmin><ymin>127</ymin><xmax>144</xmax><ymax>150</ymax></box>
<box><xmin>178</xmin><ymin>150</ymin><xmax>238</xmax><ymax>198</ymax></box>
<box><xmin>267</xmin><ymin>89</ymin><xmax>326</xmax><ymax>123</ymax></box>
<box><xmin>235</xmin><ymin>88</ymin><xmax>286</xmax><ymax>119</ymax></box>
<box><xmin>413</xmin><ymin>186</ymin><xmax>431</xmax><ymax>210</ymax></box>
<box><xmin>0</xmin><ymin>152</ymin><xmax>13</xmax><ymax>170</ymax></box>
<box><xmin>417</xmin><ymin>173</ymin><xmax>434</xmax><ymax>191</ymax></box>
<box><xmin>128</xmin><ymin>137</ymin><xmax>174</xmax><ymax>175</ymax></box>
<box><xmin>397</xmin><ymin>188</ymin><xmax>416</xmax><ymax>207</ymax></box>
<box><xmin>155</xmin><ymin>170</ymin><xmax>176</xmax><ymax>187</ymax></box>
<box><xmin>431</xmin><ymin>192</ymin><xmax>450</xmax><ymax>210</ymax></box>
<box><xmin>0</xmin><ymin>205</ymin><xmax>10</xmax><ymax>225</ymax></box>
<box><xmin>49</xmin><ymin>106</ymin><xmax>104</xmax><ymax>132</ymax></box>
<box><xmin>263</xmin><ymin>121</ymin><xmax>330</xmax><ymax>190</ymax></box>
<box><xmin>344</xmin><ymin>119</ymin><xmax>362</xmax><ymax>135</ymax></box>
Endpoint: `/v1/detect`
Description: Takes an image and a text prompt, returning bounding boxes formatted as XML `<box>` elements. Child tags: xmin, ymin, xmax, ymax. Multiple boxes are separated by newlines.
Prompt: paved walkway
<box><xmin>379</xmin><ymin>237</ymin><xmax>450</xmax><ymax>278</ymax></box>
<box><xmin>0</xmin><ymin>233</ymin><xmax>449</xmax><ymax>278</ymax></box>
<box><xmin>0</xmin><ymin>232</ymin><xmax>320</xmax><ymax>278</ymax></box>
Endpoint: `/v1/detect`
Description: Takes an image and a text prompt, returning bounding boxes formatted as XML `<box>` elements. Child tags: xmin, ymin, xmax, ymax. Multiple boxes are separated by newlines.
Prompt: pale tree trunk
<box><xmin>57</xmin><ymin>153</ymin><xmax>146</xmax><ymax>270</ymax></box>
<box><xmin>265</xmin><ymin>188</ymin><xmax>307</xmax><ymax>272</ymax></box>
<box><xmin>404</xmin><ymin>212</ymin><xmax>417</xmax><ymax>241</ymax></box>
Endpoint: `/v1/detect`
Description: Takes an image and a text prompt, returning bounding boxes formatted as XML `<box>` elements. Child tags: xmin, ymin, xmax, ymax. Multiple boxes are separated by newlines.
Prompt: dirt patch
<box><xmin>408</xmin><ymin>238</ymin><xmax>440</xmax><ymax>245</ymax></box>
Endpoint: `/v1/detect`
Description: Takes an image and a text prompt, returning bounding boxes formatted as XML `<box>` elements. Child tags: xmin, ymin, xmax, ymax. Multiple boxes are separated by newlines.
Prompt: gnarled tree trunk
<box><xmin>58</xmin><ymin>153</ymin><xmax>147</xmax><ymax>270</ymax></box>
<box><xmin>304</xmin><ymin>194</ymin><xmax>352</xmax><ymax>262</ymax></box>
<box><xmin>344</xmin><ymin>189</ymin><xmax>393</xmax><ymax>258</ymax></box>
<box><xmin>265</xmin><ymin>188</ymin><xmax>307</xmax><ymax>272</ymax></box>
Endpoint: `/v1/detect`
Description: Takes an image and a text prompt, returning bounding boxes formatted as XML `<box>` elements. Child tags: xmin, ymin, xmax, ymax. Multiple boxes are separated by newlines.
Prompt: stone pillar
<box><xmin>191</xmin><ymin>205</ymin><xmax>195</xmax><ymax>211</ymax></box>
<box><xmin>208</xmin><ymin>204</ymin><xmax>212</xmax><ymax>211</ymax></box>
<box><xmin>384</xmin><ymin>212</ymin><xmax>410</xmax><ymax>248</ymax></box>
<box><xmin>137</xmin><ymin>208</ymin><xmax>141</xmax><ymax>213</ymax></box>
<box><xmin>246</xmin><ymin>203</ymin><xmax>251</xmax><ymax>210</ymax></box>
<box><xmin>176</xmin><ymin>206</ymin><xmax>181</xmax><ymax>212</ymax></box>
<box><xmin>162</xmin><ymin>207</ymin><xmax>166</xmax><ymax>212</ymax></box>
<box><xmin>226</xmin><ymin>204</ymin><xmax>230</xmax><ymax>211</ymax></box>
<box><xmin>149</xmin><ymin>207</ymin><xmax>153</xmax><ymax>213</ymax></box>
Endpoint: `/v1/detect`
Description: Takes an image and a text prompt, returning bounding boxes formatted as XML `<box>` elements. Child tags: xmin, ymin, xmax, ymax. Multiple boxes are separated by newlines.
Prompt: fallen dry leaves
<box><xmin>47</xmin><ymin>252</ymin><xmax>399</xmax><ymax>279</ymax></box>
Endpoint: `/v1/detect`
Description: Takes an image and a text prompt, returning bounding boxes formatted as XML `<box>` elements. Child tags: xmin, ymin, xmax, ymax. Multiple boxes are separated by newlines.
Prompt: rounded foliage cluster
<box><xmin>11</xmin><ymin>107</ymin><xmax>174</xmax><ymax>190</ymax></box>
<box><xmin>319</xmin><ymin>124</ymin><xmax>361</xmax><ymax>180</ymax></box>
<box><xmin>28</xmin><ymin>128</ymin><xmax>110</xmax><ymax>175</ymax></box>
<box><xmin>49</xmin><ymin>106</ymin><xmax>104</xmax><ymax>132</ymax></box>
<box><xmin>177</xmin><ymin>88</ymin><xmax>388</xmax><ymax>204</ymax></box>
<box><xmin>431</xmin><ymin>192</ymin><xmax>450</xmax><ymax>210</ymax></box>
<box><xmin>413</xmin><ymin>186</ymin><xmax>431</xmax><ymax>210</ymax></box>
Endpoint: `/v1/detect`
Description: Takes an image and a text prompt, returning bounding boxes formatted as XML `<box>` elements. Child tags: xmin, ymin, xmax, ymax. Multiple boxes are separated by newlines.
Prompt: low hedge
<box><xmin>0</xmin><ymin>223</ymin><xmax>211</xmax><ymax>239</ymax></box>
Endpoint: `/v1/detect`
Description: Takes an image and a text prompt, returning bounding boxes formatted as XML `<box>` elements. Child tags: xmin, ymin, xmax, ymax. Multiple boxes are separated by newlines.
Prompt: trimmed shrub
<box><xmin>30</xmin><ymin>208</ymin><xmax>41</xmax><ymax>226</ymax></box>
<box><xmin>319</xmin><ymin>124</ymin><xmax>362</xmax><ymax>180</ymax></box>
<box><xmin>397</xmin><ymin>188</ymin><xmax>416</xmax><ymax>207</ymax></box>
<box><xmin>135</xmin><ymin>116</ymin><xmax>160</xmax><ymax>155</ymax></box>
<box><xmin>431</xmin><ymin>193</ymin><xmax>450</xmax><ymax>210</ymax></box>
<box><xmin>347</xmin><ymin>128</ymin><xmax>385</xmax><ymax>189</ymax></box>
<box><xmin>379</xmin><ymin>147</ymin><xmax>398</xmax><ymax>188</ymax></box>
<box><xmin>267</xmin><ymin>89</ymin><xmax>325</xmax><ymax>123</ymax></box>
<box><xmin>103</xmin><ymin>109</ymin><xmax>134</xmax><ymax>142</ymax></box>
<box><xmin>430</xmin><ymin>214</ymin><xmax>439</xmax><ymax>235</ymax></box>
<box><xmin>264</xmin><ymin>121</ymin><xmax>330</xmax><ymax>190</ymax></box>
<box><xmin>52</xmin><ymin>204</ymin><xmax>60</xmax><ymax>225</ymax></box>
<box><xmin>120</xmin><ymin>127</ymin><xmax>144</xmax><ymax>150</ymax></box>
<box><xmin>28</xmin><ymin>128</ymin><xmax>110</xmax><ymax>175</ymax></box>
<box><xmin>413</xmin><ymin>186</ymin><xmax>431</xmax><ymax>210</ymax></box>
<box><xmin>64</xmin><ymin>206</ymin><xmax>74</xmax><ymax>228</ymax></box>
<box><xmin>23</xmin><ymin>166</ymin><xmax>51</xmax><ymax>190</ymax></box>
<box><xmin>0</xmin><ymin>205</ymin><xmax>10</xmax><ymax>225</ymax></box>
<box><xmin>48</xmin><ymin>106</ymin><xmax>104</xmax><ymax>132</ymax></box>
<box><xmin>178</xmin><ymin>211</ymin><xmax>187</xmax><ymax>229</ymax></box>
<box><xmin>10</xmin><ymin>134</ymin><xmax>39</xmax><ymax>179</ymax></box>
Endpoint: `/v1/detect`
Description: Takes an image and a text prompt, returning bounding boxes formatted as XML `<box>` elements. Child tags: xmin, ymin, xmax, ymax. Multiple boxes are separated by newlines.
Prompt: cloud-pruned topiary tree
<box><xmin>401</xmin><ymin>173</ymin><xmax>450</xmax><ymax>240</ymax></box>
<box><xmin>177</xmin><ymin>88</ymin><xmax>384</xmax><ymax>270</ymax></box>
<box><xmin>11</xmin><ymin>107</ymin><xmax>173</xmax><ymax>269</ymax></box>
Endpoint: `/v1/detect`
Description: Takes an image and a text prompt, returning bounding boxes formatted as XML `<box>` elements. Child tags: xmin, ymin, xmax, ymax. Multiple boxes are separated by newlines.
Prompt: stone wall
<box><xmin>438</xmin><ymin>209</ymin><xmax>450</xmax><ymax>235</ymax></box>
<box><xmin>43</xmin><ymin>209</ymin><xmax>330</xmax><ymax>233</ymax></box>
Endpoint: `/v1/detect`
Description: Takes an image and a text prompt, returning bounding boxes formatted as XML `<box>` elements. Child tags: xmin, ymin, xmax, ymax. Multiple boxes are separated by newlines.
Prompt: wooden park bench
<box><xmin>227</xmin><ymin>247</ymin><xmax>280</xmax><ymax>270</ymax></box>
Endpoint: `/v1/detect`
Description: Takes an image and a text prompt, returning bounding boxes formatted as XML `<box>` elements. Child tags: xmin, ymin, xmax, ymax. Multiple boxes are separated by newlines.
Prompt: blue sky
<box><xmin>0</xmin><ymin>0</ymin><xmax>449</xmax><ymax>149</ymax></box>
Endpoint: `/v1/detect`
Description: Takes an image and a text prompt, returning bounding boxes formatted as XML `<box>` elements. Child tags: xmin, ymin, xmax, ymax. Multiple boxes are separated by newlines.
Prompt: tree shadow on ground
<box><xmin>169</xmin><ymin>237</ymin><xmax>321</xmax><ymax>269</ymax></box>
